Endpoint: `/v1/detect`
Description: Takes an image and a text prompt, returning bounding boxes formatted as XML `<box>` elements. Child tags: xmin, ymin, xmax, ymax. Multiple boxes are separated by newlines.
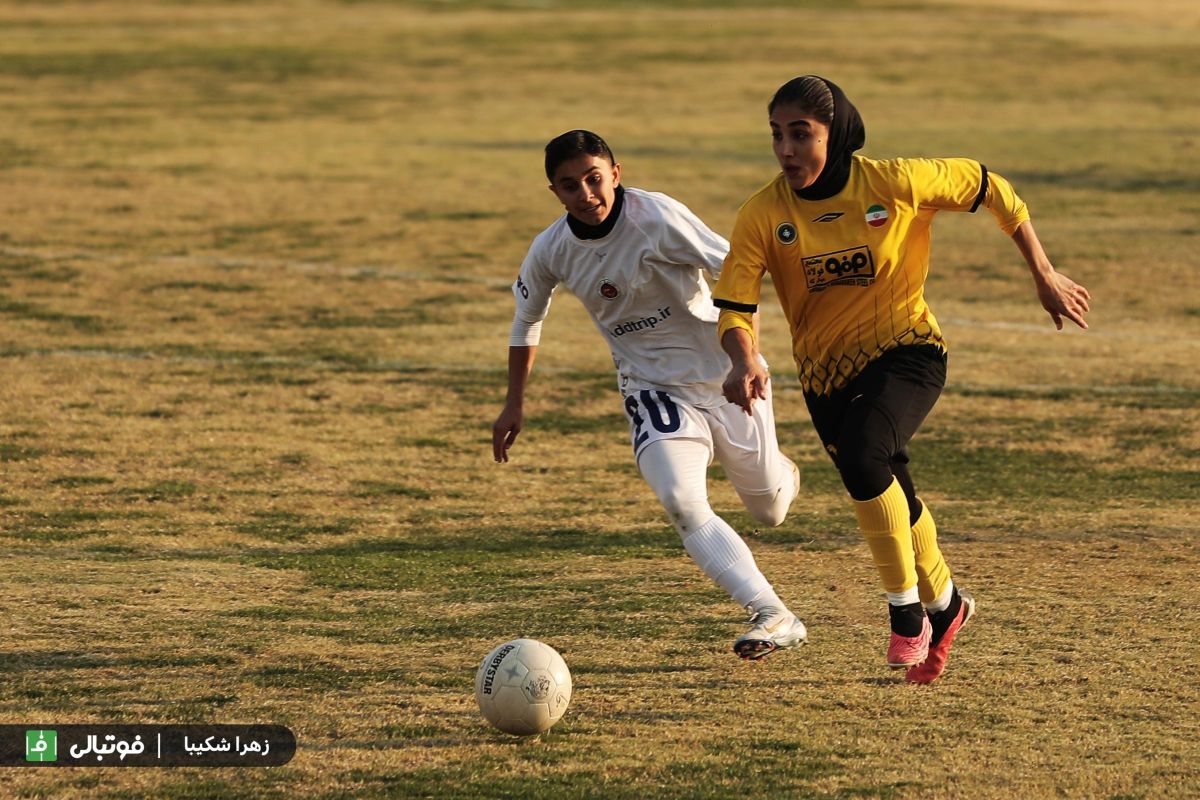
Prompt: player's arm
<box><xmin>714</xmin><ymin>205</ymin><xmax>769</xmax><ymax>415</ymax></box>
<box><xmin>493</xmin><ymin>251</ymin><xmax>555</xmax><ymax>463</ymax></box>
<box><xmin>974</xmin><ymin>166</ymin><xmax>1091</xmax><ymax>330</ymax></box>
<box><xmin>719</xmin><ymin>318</ymin><xmax>768</xmax><ymax>416</ymax></box>
<box><xmin>919</xmin><ymin>159</ymin><xmax>1091</xmax><ymax>331</ymax></box>
<box><xmin>1010</xmin><ymin>219</ymin><xmax>1090</xmax><ymax>330</ymax></box>
<box><xmin>493</xmin><ymin>345</ymin><xmax>537</xmax><ymax>462</ymax></box>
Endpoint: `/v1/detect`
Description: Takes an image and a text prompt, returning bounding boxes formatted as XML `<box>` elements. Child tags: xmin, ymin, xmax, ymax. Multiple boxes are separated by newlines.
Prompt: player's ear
<box><xmin>611</xmin><ymin>162</ymin><xmax>621</xmax><ymax>185</ymax></box>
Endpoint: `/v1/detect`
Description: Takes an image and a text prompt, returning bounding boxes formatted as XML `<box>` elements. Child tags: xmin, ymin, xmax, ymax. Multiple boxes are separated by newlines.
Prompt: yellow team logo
<box><xmin>775</xmin><ymin>222</ymin><xmax>797</xmax><ymax>245</ymax></box>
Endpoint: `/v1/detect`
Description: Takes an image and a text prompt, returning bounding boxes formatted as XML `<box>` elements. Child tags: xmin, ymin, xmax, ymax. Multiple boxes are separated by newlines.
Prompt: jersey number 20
<box><xmin>624</xmin><ymin>390</ymin><xmax>681</xmax><ymax>450</ymax></box>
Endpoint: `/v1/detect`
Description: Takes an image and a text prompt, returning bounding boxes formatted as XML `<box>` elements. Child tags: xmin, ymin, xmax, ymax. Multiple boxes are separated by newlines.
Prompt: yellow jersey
<box><xmin>714</xmin><ymin>155</ymin><xmax>1030</xmax><ymax>395</ymax></box>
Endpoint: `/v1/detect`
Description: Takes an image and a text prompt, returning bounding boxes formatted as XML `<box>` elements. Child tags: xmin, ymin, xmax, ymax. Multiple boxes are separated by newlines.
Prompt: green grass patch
<box><xmin>234</xmin><ymin>511</ymin><xmax>358</xmax><ymax>542</ymax></box>
<box><xmin>0</xmin><ymin>297</ymin><xmax>106</xmax><ymax>333</ymax></box>
<box><xmin>116</xmin><ymin>480</ymin><xmax>198</xmax><ymax>502</ymax></box>
<box><xmin>49</xmin><ymin>475</ymin><xmax>115</xmax><ymax>488</ymax></box>
<box><xmin>144</xmin><ymin>281</ymin><xmax>259</xmax><ymax>293</ymax></box>
<box><xmin>914</xmin><ymin>435</ymin><xmax>1198</xmax><ymax>504</ymax></box>
<box><xmin>536</xmin><ymin>412</ymin><xmax>627</xmax><ymax>436</ymax></box>
<box><xmin>0</xmin><ymin>441</ymin><xmax>44</xmax><ymax>461</ymax></box>
<box><xmin>351</xmin><ymin>481</ymin><xmax>434</xmax><ymax>500</ymax></box>
<box><xmin>2</xmin><ymin>509</ymin><xmax>129</xmax><ymax>541</ymax></box>
<box><xmin>396</xmin><ymin>436</ymin><xmax>450</xmax><ymax>448</ymax></box>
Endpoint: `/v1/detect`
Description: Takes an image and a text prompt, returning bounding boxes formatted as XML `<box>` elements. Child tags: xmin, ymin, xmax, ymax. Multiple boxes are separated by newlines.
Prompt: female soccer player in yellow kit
<box><xmin>714</xmin><ymin>76</ymin><xmax>1091</xmax><ymax>683</ymax></box>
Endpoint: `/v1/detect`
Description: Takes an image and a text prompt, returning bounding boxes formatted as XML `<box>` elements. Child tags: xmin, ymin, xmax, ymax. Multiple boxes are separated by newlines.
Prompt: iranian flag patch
<box><xmin>865</xmin><ymin>204</ymin><xmax>889</xmax><ymax>228</ymax></box>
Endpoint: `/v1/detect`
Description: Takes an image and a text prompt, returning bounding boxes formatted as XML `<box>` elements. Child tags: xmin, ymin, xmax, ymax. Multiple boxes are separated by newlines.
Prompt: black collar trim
<box><xmin>567</xmin><ymin>186</ymin><xmax>625</xmax><ymax>240</ymax></box>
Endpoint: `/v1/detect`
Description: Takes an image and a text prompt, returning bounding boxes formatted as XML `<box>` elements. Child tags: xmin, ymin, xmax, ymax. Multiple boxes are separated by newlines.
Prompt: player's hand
<box><xmin>1036</xmin><ymin>269</ymin><xmax>1091</xmax><ymax>330</ymax></box>
<box><xmin>722</xmin><ymin>360</ymin><xmax>769</xmax><ymax>416</ymax></box>
<box><xmin>492</xmin><ymin>405</ymin><xmax>523</xmax><ymax>462</ymax></box>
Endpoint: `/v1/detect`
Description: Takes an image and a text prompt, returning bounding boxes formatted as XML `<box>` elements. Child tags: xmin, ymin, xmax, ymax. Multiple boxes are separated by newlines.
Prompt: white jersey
<box><xmin>511</xmin><ymin>187</ymin><xmax>732</xmax><ymax>407</ymax></box>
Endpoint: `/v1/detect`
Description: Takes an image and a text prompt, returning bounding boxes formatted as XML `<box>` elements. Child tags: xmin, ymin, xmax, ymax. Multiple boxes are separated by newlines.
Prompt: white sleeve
<box><xmin>508</xmin><ymin>241</ymin><xmax>557</xmax><ymax>346</ymax></box>
<box><xmin>655</xmin><ymin>196</ymin><xmax>729</xmax><ymax>279</ymax></box>
<box><xmin>509</xmin><ymin>317</ymin><xmax>544</xmax><ymax>347</ymax></box>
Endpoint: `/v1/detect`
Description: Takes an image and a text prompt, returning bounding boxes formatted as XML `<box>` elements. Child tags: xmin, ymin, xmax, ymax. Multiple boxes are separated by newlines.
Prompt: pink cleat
<box><xmin>887</xmin><ymin>614</ymin><xmax>931</xmax><ymax>668</ymax></box>
<box><xmin>906</xmin><ymin>590</ymin><xmax>975</xmax><ymax>684</ymax></box>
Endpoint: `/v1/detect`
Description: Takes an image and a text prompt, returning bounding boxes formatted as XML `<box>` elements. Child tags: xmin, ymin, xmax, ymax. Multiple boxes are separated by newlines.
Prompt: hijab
<box><xmin>796</xmin><ymin>77</ymin><xmax>866</xmax><ymax>201</ymax></box>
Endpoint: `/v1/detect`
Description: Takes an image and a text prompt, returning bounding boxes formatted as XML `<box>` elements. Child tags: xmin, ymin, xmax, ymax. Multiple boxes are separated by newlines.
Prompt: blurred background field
<box><xmin>0</xmin><ymin>1</ymin><xmax>1197</xmax><ymax>797</ymax></box>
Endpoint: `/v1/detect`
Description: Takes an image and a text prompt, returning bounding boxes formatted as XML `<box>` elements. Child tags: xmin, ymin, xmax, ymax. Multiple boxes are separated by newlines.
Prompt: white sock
<box><xmin>924</xmin><ymin>581</ymin><xmax>954</xmax><ymax>613</ymax></box>
<box><xmin>745</xmin><ymin>586</ymin><xmax>784</xmax><ymax>612</ymax></box>
<box><xmin>886</xmin><ymin>587</ymin><xmax>921</xmax><ymax>606</ymax></box>
<box><xmin>682</xmin><ymin>515</ymin><xmax>775</xmax><ymax>608</ymax></box>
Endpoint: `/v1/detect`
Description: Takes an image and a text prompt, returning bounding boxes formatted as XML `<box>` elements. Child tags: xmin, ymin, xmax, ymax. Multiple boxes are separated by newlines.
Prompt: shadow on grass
<box><xmin>249</xmin><ymin>526</ymin><xmax>675</xmax><ymax>561</ymax></box>
<box><xmin>576</xmin><ymin>663</ymin><xmax>710</xmax><ymax>675</ymax></box>
<box><xmin>0</xmin><ymin>651</ymin><xmax>238</xmax><ymax>673</ymax></box>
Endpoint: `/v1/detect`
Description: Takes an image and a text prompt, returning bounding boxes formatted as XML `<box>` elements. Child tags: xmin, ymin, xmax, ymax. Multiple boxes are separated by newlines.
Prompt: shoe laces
<box><xmin>745</xmin><ymin>605</ymin><xmax>784</xmax><ymax>626</ymax></box>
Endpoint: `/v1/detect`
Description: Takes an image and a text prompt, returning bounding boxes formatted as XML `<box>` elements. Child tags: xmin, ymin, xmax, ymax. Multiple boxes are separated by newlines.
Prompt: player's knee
<box><xmin>742</xmin><ymin>491</ymin><xmax>788</xmax><ymax>527</ymax></box>
<box><xmin>836</xmin><ymin>445</ymin><xmax>893</xmax><ymax>501</ymax></box>
<box><xmin>738</xmin><ymin>457</ymin><xmax>798</xmax><ymax>527</ymax></box>
<box><xmin>750</xmin><ymin>503</ymin><xmax>787</xmax><ymax>528</ymax></box>
<box><xmin>658</xmin><ymin>494</ymin><xmax>713</xmax><ymax>537</ymax></box>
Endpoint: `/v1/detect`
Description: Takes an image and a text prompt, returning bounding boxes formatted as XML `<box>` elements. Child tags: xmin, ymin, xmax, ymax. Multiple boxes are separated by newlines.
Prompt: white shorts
<box><xmin>623</xmin><ymin>382</ymin><xmax>787</xmax><ymax>497</ymax></box>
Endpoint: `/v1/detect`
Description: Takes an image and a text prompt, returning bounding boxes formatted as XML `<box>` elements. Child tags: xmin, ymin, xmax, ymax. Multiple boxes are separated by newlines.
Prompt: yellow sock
<box><xmin>911</xmin><ymin>500</ymin><xmax>951</xmax><ymax>604</ymax></box>
<box><xmin>852</xmin><ymin>478</ymin><xmax>917</xmax><ymax>595</ymax></box>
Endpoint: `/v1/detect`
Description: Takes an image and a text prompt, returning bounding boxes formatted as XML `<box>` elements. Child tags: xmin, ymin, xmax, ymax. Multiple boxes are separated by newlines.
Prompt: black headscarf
<box><xmin>796</xmin><ymin>77</ymin><xmax>865</xmax><ymax>201</ymax></box>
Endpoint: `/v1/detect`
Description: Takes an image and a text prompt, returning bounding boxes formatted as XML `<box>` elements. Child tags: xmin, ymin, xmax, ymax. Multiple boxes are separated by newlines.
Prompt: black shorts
<box><xmin>803</xmin><ymin>345</ymin><xmax>947</xmax><ymax>510</ymax></box>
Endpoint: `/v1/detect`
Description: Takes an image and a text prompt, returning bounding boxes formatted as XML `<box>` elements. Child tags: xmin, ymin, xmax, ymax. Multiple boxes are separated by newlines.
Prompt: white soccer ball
<box><xmin>474</xmin><ymin>638</ymin><xmax>572</xmax><ymax>736</ymax></box>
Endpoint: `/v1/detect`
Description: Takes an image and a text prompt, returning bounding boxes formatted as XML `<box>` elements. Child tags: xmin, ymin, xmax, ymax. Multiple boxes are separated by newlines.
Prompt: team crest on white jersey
<box><xmin>598</xmin><ymin>278</ymin><xmax>621</xmax><ymax>300</ymax></box>
<box><xmin>775</xmin><ymin>222</ymin><xmax>797</xmax><ymax>245</ymax></box>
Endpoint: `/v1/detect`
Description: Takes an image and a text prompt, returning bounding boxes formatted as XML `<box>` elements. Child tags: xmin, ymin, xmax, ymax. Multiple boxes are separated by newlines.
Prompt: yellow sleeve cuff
<box><xmin>718</xmin><ymin>308</ymin><xmax>756</xmax><ymax>345</ymax></box>
<box><xmin>985</xmin><ymin>170</ymin><xmax>1031</xmax><ymax>236</ymax></box>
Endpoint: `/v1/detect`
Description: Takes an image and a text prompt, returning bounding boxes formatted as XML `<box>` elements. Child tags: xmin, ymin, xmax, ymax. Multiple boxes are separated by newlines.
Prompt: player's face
<box><xmin>769</xmin><ymin>104</ymin><xmax>829</xmax><ymax>191</ymax></box>
<box><xmin>549</xmin><ymin>154</ymin><xmax>621</xmax><ymax>226</ymax></box>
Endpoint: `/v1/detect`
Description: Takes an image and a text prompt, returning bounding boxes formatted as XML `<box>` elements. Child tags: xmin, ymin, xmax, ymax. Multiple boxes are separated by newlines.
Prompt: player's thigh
<box><xmin>624</xmin><ymin>388</ymin><xmax>714</xmax><ymax>465</ymax></box>
<box><xmin>706</xmin><ymin>385</ymin><xmax>787</xmax><ymax>496</ymax></box>
<box><xmin>840</xmin><ymin>347</ymin><xmax>945</xmax><ymax>458</ymax></box>
<box><xmin>636</xmin><ymin>437</ymin><xmax>714</xmax><ymax>525</ymax></box>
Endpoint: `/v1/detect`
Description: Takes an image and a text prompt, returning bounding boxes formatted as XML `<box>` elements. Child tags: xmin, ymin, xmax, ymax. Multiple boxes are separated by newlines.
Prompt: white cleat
<box><xmin>733</xmin><ymin>605</ymin><xmax>808</xmax><ymax>660</ymax></box>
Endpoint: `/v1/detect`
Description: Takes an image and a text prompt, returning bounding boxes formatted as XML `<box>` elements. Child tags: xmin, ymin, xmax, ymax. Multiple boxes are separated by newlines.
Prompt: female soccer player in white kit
<box><xmin>492</xmin><ymin>130</ymin><xmax>806</xmax><ymax>659</ymax></box>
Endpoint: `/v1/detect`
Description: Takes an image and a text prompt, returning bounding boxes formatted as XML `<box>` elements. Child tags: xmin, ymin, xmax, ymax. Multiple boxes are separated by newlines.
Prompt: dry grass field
<box><xmin>0</xmin><ymin>0</ymin><xmax>1197</xmax><ymax>797</ymax></box>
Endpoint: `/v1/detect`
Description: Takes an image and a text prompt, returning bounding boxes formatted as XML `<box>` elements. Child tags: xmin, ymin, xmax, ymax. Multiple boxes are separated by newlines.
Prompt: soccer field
<box><xmin>1</xmin><ymin>0</ymin><xmax>1197</xmax><ymax>797</ymax></box>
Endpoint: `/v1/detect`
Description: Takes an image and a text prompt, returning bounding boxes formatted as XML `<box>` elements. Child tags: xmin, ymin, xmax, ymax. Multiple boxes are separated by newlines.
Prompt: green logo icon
<box><xmin>26</xmin><ymin>730</ymin><xmax>57</xmax><ymax>762</ymax></box>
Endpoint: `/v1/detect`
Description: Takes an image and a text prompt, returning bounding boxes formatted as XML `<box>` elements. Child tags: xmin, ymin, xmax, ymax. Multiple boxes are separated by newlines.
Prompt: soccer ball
<box><xmin>474</xmin><ymin>638</ymin><xmax>572</xmax><ymax>736</ymax></box>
